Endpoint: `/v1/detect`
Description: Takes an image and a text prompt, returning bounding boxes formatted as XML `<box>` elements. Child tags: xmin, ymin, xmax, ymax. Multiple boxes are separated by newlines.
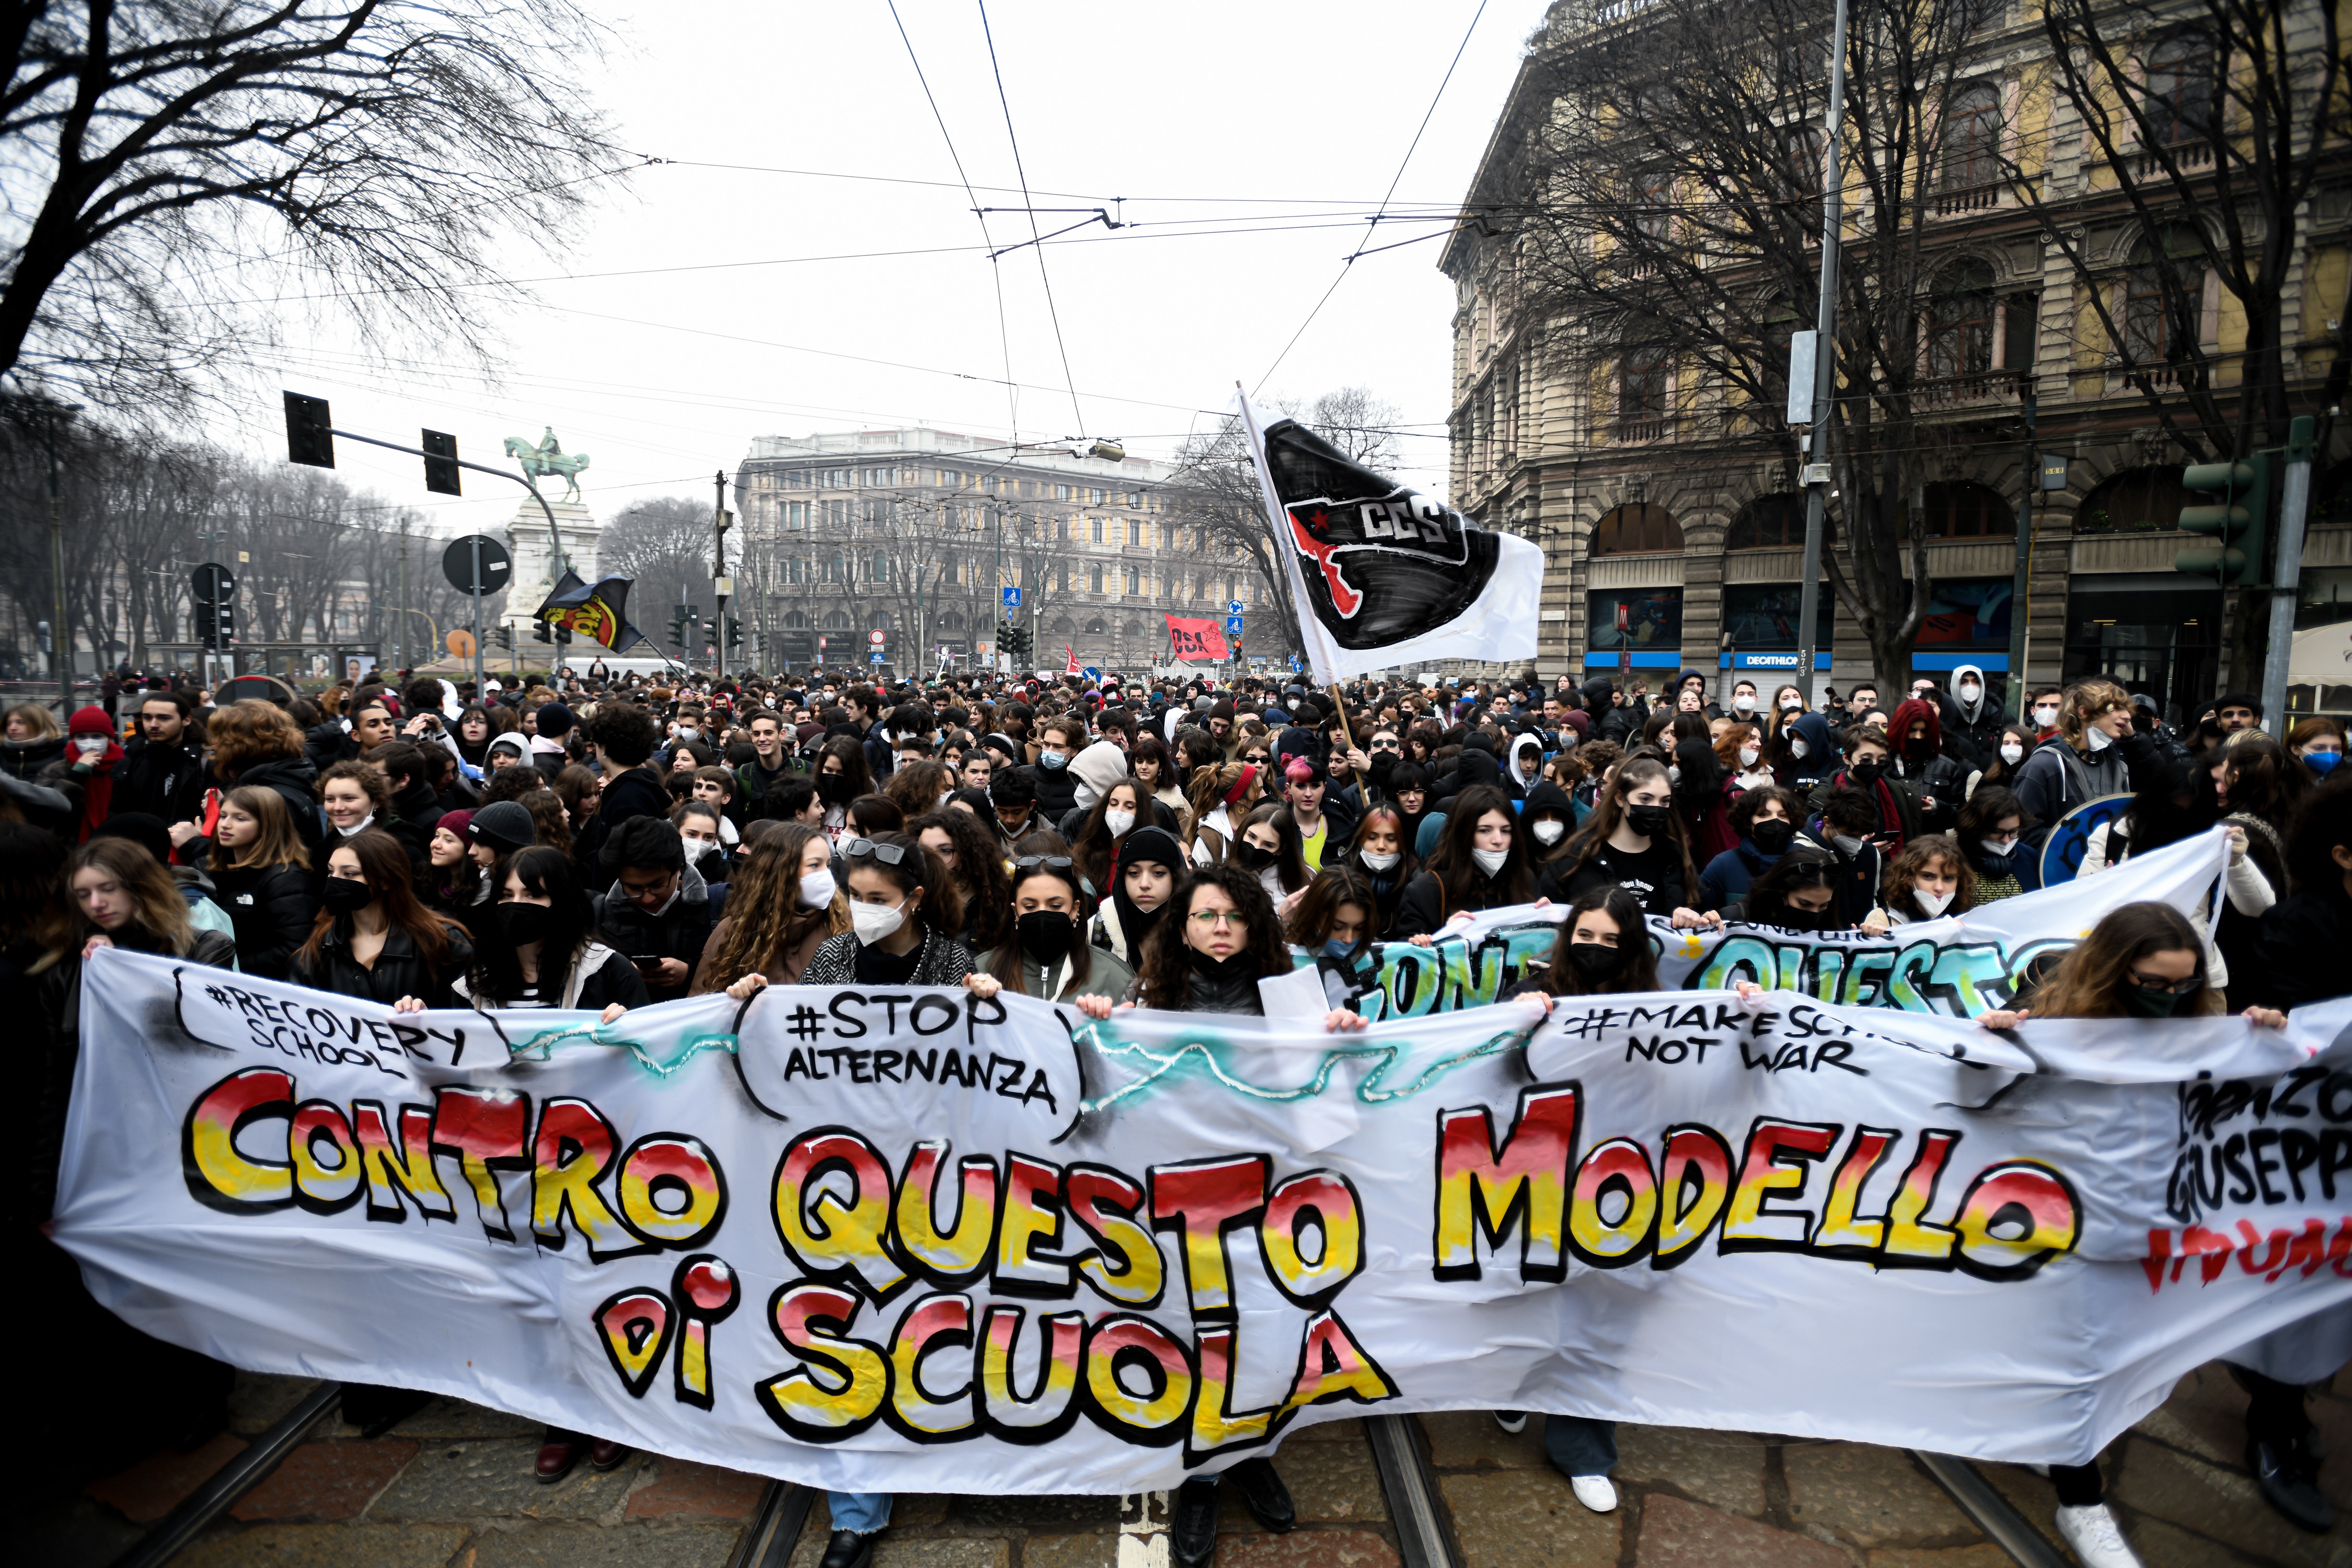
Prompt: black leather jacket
<box><xmin>293</xmin><ymin>920</ymin><xmax>476</xmax><ymax>1008</ymax></box>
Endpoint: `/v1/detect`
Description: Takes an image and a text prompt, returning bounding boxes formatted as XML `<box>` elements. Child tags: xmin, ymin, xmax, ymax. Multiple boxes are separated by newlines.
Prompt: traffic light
<box><xmin>2176</xmin><ymin>453</ymin><xmax>2270</xmax><ymax>587</ymax></box>
<box><xmin>533</xmin><ymin>619</ymin><xmax>552</xmax><ymax>644</ymax></box>
<box><xmin>997</xmin><ymin>619</ymin><xmax>1032</xmax><ymax>662</ymax></box>
<box><xmin>494</xmin><ymin>624</ymin><xmax>514</xmax><ymax>652</ymax></box>
<box><xmin>727</xmin><ymin>619</ymin><xmax>742</xmax><ymax>650</ymax></box>
<box><xmin>668</xmin><ymin>608</ymin><xmax>688</xmax><ymax>649</ymax></box>
<box><xmin>422</xmin><ymin>429</ymin><xmax>462</xmax><ymax>496</ymax></box>
<box><xmin>555</xmin><ymin>623</ymin><xmax>573</xmax><ymax>645</ymax></box>
<box><xmin>282</xmin><ymin>391</ymin><xmax>335</xmax><ymax>468</ymax></box>
<box><xmin>210</xmin><ymin>601</ymin><xmax>236</xmax><ymax>648</ymax></box>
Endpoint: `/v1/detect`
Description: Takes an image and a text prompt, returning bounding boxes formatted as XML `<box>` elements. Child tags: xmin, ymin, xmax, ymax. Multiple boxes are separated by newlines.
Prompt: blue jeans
<box><xmin>829</xmin><ymin>1491</ymin><xmax>894</xmax><ymax>1534</ymax></box>
<box><xmin>1544</xmin><ymin>1414</ymin><xmax>1616</xmax><ymax>1477</ymax></box>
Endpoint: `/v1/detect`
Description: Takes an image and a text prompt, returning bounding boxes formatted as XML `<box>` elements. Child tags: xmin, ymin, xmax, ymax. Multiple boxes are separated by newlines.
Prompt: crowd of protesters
<box><xmin>8</xmin><ymin>653</ymin><xmax>2347</xmax><ymax>1568</ymax></box>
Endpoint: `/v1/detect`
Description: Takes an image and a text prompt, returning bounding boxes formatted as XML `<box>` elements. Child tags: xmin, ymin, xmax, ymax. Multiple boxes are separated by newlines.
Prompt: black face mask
<box><xmin>1565</xmin><ymin>941</ymin><xmax>1625</xmax><ymax>982</ymax></box>
<box><xmin>2123</xmin><ymin>980</ymin><xmax>2191</xmax><ymax>1018</ymax></box>
<box><xmin>1189</xmin><ymin>945</ymin><xmax>1252</xmax><ymax>978</ymax></box>
<box><xmin>1771</xmin><ymin>903</ymin><xmax>1824</xmax><ymax>931</ymax></box>
<box><xmin>1849</xmin><ymin>758</ymin><xmax>1885</xmax><ymax>783</ymax></box>
<box><xmin>1624</xmin><ymin>803</ymin><xmax>1673</xmax><ymax>838</ymax></box>
<box><xmin>500</xmin><ymin>901</ymin><xmax>556</xmax><ymax>946</ymax></box>
<box><xmin>1017</xmin><ymin>909</ymin><xmax>1077</xmax><ymax>965</ymax></box>
<box><xmin>816</xmin><ymin>772</ymin><xmax>855</xmax><ymax>805</ymax></box>
<box><xmin>1750</xmin><ymin>818</ymin><xmax>1795</xmax><ymax>855</ymax></box>
<box><xmin>1233</xmin><ymin>840</ymin><xmax>1275</xmax><ymax>870</ymax></box>
<box><xmin>320</xmin><ymin>878</ymin><xmax>375</xmax><ymax>918</ymax></box>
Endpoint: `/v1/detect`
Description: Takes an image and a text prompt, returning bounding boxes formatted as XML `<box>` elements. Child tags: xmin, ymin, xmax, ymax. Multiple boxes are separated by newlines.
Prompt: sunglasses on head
<box><xmin>842</xmin><ymin>837</ymin><xmax>913</xmax><ymax>866</ymax></box>
<box><xmin>1014</xmin><ymin>854</ymin><xmax>1076</xmax><ymax>874</ymax></box>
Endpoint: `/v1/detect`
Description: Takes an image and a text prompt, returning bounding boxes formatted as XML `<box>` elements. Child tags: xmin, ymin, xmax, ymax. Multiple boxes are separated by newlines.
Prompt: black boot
<box><xmin>2250</xmin><ymin>1436</ymin><xmax>2336</xmax><ymax>1533</ymax></box>
<box><xmin>819</xmin><ymin>1530</ymin><xmax>877</xmax><ymax>1568</ymax></box>
<box><xmin>1173</xmin><ymin>1475</ymin><xmax>1221</xmax><ymax>1568</ymax></box>
<box><xmin>1227</xmin><ymin>1456</ymin><xmax>1295</xmax><ymax>1534</ymax></box>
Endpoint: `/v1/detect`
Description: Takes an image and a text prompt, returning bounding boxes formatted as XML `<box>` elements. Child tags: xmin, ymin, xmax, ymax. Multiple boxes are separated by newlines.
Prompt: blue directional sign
<box><xmin>1227</xmin><ymin>599</ymin><xmax>1245</xmax><ymax>616</ymax></box>
<box><xmin>1224</xmin><ymin>616</ymin><xmax>1244</xmax><ymax>634</ymax></box>
<box><xmin>1002</xmin><ymin>586</ymin><xmax>1021</xmax><ymax>608</ymax></box>
<box><xmin>869</xmin><ymin>650</ymin><xmax>886</xmax><ymax>664</ymax></box>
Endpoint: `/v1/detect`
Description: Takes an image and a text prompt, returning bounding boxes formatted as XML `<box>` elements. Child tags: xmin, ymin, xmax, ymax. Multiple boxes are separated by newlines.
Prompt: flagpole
<box><xmin>1233</xmin><ymin>384</ymin><xmax>1336</xmax><ymax>688</ymax></box>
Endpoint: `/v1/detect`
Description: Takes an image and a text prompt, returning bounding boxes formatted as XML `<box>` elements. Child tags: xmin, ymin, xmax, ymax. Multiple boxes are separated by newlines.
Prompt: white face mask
<box><xmin>674</xmin><ymin>726</ymin><xmax>698</xmax><ymax>742</ymax></box>
<box><xmin>1359</xmin><ymin>849</ymin><xmax>1401</xmax><ymax>872</ymax></box>
<box><xmin>1104</xmin><ymin>808</ymin><xmax>1136</xmax><ymax>837</ymax></box>
<box><xmin>682</xmin><ymin>837</ymin><xmax>717</xmax><ymax>863</ymax></box>
<box><xmin>2085</xmin><ymin>724</ymin><xmax>2114</xmax><ymax>752</ymax></box>
<box><xmin>74</xmin><ymin>734</ymin><xmax>109</xmax><ymax>758</ymax></box>
<box><xmin>1958</xmin><ymin>682</ymin><xmax>1981</xmax><ymax>703</ymax></box>
<box><xmin>1790</xmin><ymin>739</ymin><xmax>1809</xmax><ymax>759</ymax></box>
<box><xmin>1832</xmin><ymin>834</ymin><xmax>1865</xmax><ymax>855</ymax></box>
<box><xmin>2033</xmin><ymin>706</ymin><xmax>2060</xmax><ymax>728</ymax></box>
<box><xmin>1980</xmin><ymin>836</ymin><xmax>2017</xmax><ymax>857</ymax></box>
<box><xmin>796</xmin><ymin>866</ymin><xmax>837</xmax><ymax>909</ymax></box>
<box><xmin>1471</xmin><ymin>846</ymin><xmax>1510</xmax><ymax>877</ymax></box>
<box><xmin>1780</xmin><ymin>698</ymin><xmax>1804</xmax><ymax>714</ymax></box>
<box><xmin>1531</xmin><ymin>819</ymin><xmax>1566</xmax><ymax>846</ymax></box>
<box><xmin>2001</xmin><ymin>742</ymin><xmax>2024</xmax><ymax>764</ymax></box>
<box><xmin>1738</xmin><ymin>746</ymin><xmax>1760</xmax><ymax>768</ymax></box>
<box><xmin>1916</xmin><ymin>887</ymin><xmax>1956</xmax><ymax>916</ymax></box>
<box><xmin>1733</xmin><ymin>695</ymin><xmax>1756</xmax><ymax>713</ymax></box>
<box><xmin>1666</xmin><ymin>765</ymin><xmax>1682</xmax><ymax>785</ymax></box>
<box><xmin>850</xmin><ymin>896</ymin><xmax>908</xmax><ymax>944</ymax></box>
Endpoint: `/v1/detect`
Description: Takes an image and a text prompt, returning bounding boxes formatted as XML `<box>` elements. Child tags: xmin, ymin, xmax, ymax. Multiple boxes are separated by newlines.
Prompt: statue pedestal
<box><xmin>503</xmin><ymin>498</ymin><xmax>601</xmax><ymax>650</ymax></box>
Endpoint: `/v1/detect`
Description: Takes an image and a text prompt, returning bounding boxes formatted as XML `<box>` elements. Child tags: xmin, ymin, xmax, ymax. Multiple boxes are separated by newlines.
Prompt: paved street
<box><xmin>24</xmin><ymin>1361</ymin><xmax>2349</xmax><ymax>1567</ymax></box>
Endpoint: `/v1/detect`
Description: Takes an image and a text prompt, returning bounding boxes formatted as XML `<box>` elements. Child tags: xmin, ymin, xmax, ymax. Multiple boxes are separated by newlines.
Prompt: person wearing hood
<box><xmin>1941</xmin><ymin>663</ymin><xmax>2004</xmax><ymax>768</ymax></box>
<box><xmin>1059</xmin><ymin>735</ymin><xmax>1131</xmax><ymax>838</ymax></box>
<box><xmin>1782</xmin><ymin>710</ymin><xmax>1839</xmax><ymax>798</ymax></box>
<box><xmin>1442</xmin><ymin>737</ymin><xmax>1505</xmax><ymax>810</ymax></box>
<box><xmin>591</xmin><ymin>815</ymin><xmax>729</xmax><ymax>1004</ymax></box>
<box><xmin>1886</xmin><ymin>698</ymin><xmax>1970</xmax><ymax>833</ymax></box>
<box><xmin>1699</xmin><ymin>786</ymin><xmax>1803</xmax><ymax>910</ymax></box>
<box><xmin>1503</xmin><ymin>732</ymin><xmax>1546</xmax><ymax>801</ymax></box>
<box><xmin>1520</xmin><ymin>780</ymin><xmax>1580</xmax><ymax>879</ymax></box>
<box><xmin>54</xmin><ymin>706</ymin><xmax>124</xmax><ymax>843</ymax></box>
<box><xmin>1671</xmin><ymin>668</ymin><xmax>1714</xmax><ymax>718</ymax></box>
<box><xmin>2011</xmin><ymin>680</ymin><xmax>2132</xmax><ymax>840</ymax></box>
<box><xmin>1092</xmin><ymin>824</ymin><xmax>1185</xmax><ymax>965</ymax></box>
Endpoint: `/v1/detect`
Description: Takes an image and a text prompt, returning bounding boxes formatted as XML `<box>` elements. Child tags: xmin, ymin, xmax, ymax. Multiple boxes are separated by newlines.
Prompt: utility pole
<box><xmin>2260</xmin><ymin>416</ymin><xmax>2316</xmax><ymax>728</ymax></box>
<box><xmin>397</xmin><ymin>516</ymin><xmax>410</xmax><ymax>672</ymax></box>
<box><xmin>45</xmin><ymin>403</ymin><xmax>76</xmax><ymax>711</ymax></box>
<box><xmin>1792</xmin><ymin>0</ymin><xmax>1850</xmax><ymax>709</ymax></box>
<box><xmin>712</xmin><ymin>469</ymin><xmax>731</xmax><ymax>681</ymax></box>
<box><xmin>2005</xmin><ymin>397</ymin><xmax>2035</xmax><ymax>719</ymax></box>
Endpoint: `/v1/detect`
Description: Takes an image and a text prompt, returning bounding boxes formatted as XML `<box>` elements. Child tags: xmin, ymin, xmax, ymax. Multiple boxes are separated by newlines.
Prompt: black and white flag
<box><xmin>1237</xmin><ymin>391</ymin><xmax>1542</xmax><ymax>683</ymax></box>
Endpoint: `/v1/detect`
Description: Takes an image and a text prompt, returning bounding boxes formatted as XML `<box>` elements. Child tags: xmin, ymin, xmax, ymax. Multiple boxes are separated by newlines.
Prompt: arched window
<box><xmin>870</xmin><ymin>611</ymin><xmax>893</xmax><ymax>631</ymax></box>
<box><xmin>1049</xmin><ymin>616</ymin><xmax>1075</xmax><ymax>635</ymax></box>
<box><xmin>1928</xmin><ymin>261</ymin><xmax>1996</xmax><ymax>378</ymax></box>
<box><xmin>823</xmin><ymin>609</ymin><xmax>851</xmax><ymax>631</ymax></box>
<box><xmin>2076</xmin><ymin>467</ymin><xmax>2188</xmax><ymax>534</ymax></box>
<box><xmin>781</xmin><ymin>610</ymin><xmax>808</xmax><ymax>629</ymax></box>
<box><xmin>1590</xmin><ymin>503</ymin><xmax>1684</xmax><ymax>555</ymax></box>
<box><xmin>2145</xmin><ymin>32</ymin><xmax>2213</xmax><ymax>148</ymax></box>
<box><xmin>1727</xmin><ymin>493</ymin><xmax>1803</xmax><ymax>549</ymax></box>
<box><xmin>2124</xmin><ymin>226</ymin><xmax>2201</xmax><ymax>366</ymax></box>
<box><xmin>1942</xmin><ymin>83</ymin><xmax>2001</xmax><ymax>190</ymax></box>
<box><xmin>1083</xmin><ymin>617</ymin><xmax>1108</xmax><ymax>635</ymax></box>
<box><xmin>1918</xmin><ymin>481</ymin><xmax>2015</xmax><ymax>538</ymax></box>
<box><xmin>938</xmin><ymin>611</ymin><xmax>964</xmax><ymax>631</ymax></box>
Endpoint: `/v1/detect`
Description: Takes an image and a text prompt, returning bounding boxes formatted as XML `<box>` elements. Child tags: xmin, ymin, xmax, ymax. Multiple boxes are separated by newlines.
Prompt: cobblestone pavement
<box><xmin>26</xmin><ymin>1360</ymin><xmax>2350</xmax><ymax>1567</ymax></box>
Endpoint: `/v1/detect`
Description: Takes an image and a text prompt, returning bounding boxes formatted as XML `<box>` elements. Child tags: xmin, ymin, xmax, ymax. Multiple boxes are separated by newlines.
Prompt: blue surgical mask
<box><xmin>2308</xmin><ymin>750</ymin><xmax>2343</xmax><ymax>777</ymax></box>
<box><xmin>1039</xmin><ymin>751</ymin><xmax>1066</xmax><ymax>769</ymax></box>
<box><xmin>1322</xmin><ymin>936</ymin><xmax>1359</xmax><ymax>960</ymax></box>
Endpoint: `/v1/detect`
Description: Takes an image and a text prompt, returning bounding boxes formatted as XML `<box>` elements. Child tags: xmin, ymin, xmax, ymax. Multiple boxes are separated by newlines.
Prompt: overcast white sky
<box><xmin>223</xmin><ymin>0</ymin><xmax>1541</xmax><ymax>543</ymax></box>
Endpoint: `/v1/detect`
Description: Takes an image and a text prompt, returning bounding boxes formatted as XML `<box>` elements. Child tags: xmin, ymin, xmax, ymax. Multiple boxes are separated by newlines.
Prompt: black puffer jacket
<box><xmin>1</xmin><ymin>733</ymin><xmax>67</xmax><ymax>782</ymax></box>
<box><xmin>208</xmin><ymin>862</ymin><xmax>321</xmax><ymax>982</ymax></box>
<box><xmin>292</xmin><ymin>920</ymin><xmax>476</xmax><ymax>1008</ymax></box>
<box><xmin>1163</xmin><ymin>952</ymin><xmax>1267</xmax><ymax>1015</ymax></box>
<box><xmin>109</xmin><ymin>739</ymin><xmax>209</xmax><ymax>826</ymax></box>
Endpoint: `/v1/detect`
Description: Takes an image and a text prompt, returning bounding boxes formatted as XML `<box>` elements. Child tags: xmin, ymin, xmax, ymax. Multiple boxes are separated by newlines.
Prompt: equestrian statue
<box><xmin>505</xmin><ymin>427</ymin><xmax>591</xmax><ymax>502</ymax></box>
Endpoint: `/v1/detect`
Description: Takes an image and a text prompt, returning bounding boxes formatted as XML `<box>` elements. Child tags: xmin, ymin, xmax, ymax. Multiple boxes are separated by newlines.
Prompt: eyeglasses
<box><xmin>1187</xmin><ymin>909</ymin><xmax>1242</xmax><ymax>928</ymax></box>
<box><xmin>1013</xmin><ymin>854</ymin><xmax>1075</xmax><ymax>874</ymax></box>
<box><xmin>1370</xmin><ymin>738</ymin><xmax>1400</xmax><ymax>751</ymax></box>
<box><xmin>841</xmin><ymin>837</ymin><xmax>912</xmax><ymax>866</ymax></box>
<box><xmin>2126</xmin><ymin>971</ymin><xmax>2201</xmax><ymax>996</ymax></box>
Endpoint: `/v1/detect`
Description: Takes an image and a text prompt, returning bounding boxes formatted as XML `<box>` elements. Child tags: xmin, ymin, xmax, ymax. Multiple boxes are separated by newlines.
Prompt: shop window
<box><xmin>1591</xmin><ymin>503</ymin><xmax>1684</xmax><ymax>555</ymax></box>
<box><xmin>1722</xmin><ymin>584</ymin><xmax>1832</xmax><ymax>650</ymax></box>
<box><xmin>2076</xmin><ymin>466</ymin><xmax>2187</xmax><ymax>533</ymax></box>
<box><xmin>1588</xmin><ymin>587</ymin><xmax>1684</xmax><ymax>651</ymax></box>
<box><xmin>1727</xmin><ymin>493</ymin><xmax>1803</xmax><ymax>549</ymax></box>
<box><xmin>1918</xmin><ymin>481</ymin><xmax>2015</xmax><ymax>538</ymax></box>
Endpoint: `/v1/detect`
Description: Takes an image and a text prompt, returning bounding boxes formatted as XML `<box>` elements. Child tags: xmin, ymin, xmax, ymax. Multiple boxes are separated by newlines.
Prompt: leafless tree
<box><xmin>601</xmin><ymin>496</ymin><xmax>712</xmax><ymax>648</ymax></box>
<box><xmin>1495</xmin><ymin>0</ymin><xmax>2007</xmax><ymax>694</ymax></box>
<box><xmin>2</xmin><ymin>0</ymin><xmax>627</xmax><ymax>420</ymax></box>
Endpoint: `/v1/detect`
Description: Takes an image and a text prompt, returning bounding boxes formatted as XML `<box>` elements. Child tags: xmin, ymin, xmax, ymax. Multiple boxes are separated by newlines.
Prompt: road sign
<box><xmin>441</xmin><ymin>535</ymin><xmax>512</xmax><ymax>597</ymax></box>
<box><xmin>1002</xmin><ymin>586</ymin><xmax>1021</xmax><ymax>608</ymax></box>
<box><xmin>446</xmin><ymin>629</ymin><xmax>477</xmax><ymax>659</ymax></box>
<box><xmin>191</xmin><ymin>562</ymin><xmax>235</xmax><ymax>603</ymax></box>
<box><xmin>869</xmin><ymin>650</ymin><xmax>885</xmax><ymax>664</ymax></box>
<box><xmin>1225</xmin><ymin>616</ymin><xmax>1244</xmax><ymax>634</ymax></box>
<box><xmin>1227</xmin><ymin>599</ymin><xmax>1245</xmax><ymax>616</ymax></box>
<box><xmin>868</xmin><ymin>629</ymin><xmax>886</xmax><ymax>646</ymax></box>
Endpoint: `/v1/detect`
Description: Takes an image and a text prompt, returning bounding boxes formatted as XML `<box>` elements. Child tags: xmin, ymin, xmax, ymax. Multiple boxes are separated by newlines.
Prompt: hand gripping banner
<box><xmin>1235</xmin><ymin>390</ymin><xmax>1542</xmax><ymax>685</ymax></box>
<box><xmin>51</xmin><ymin>941</ymin><xmax>2351</xmax><ymax>1495</ymax></box>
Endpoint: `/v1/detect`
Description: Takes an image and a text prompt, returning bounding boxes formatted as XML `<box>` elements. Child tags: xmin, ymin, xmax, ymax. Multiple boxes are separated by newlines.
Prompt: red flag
<box><xmin>1065</xmin><ymin>644</ymin><xmax>1081</xmax><ymax>675</ymax></box>
<box><xmin>1164</xmin><ymin>614</ymin><xmax>1229</xmax><ymax>662</ymax></box>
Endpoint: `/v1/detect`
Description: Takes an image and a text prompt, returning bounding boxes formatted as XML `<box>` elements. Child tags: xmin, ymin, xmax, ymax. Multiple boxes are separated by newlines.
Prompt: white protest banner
<box><xmin>52</xmin><ymin>947</ymin><xmax>2350</xmax><ymax>1495</ymax></box>
<box><xmin>1332</xmin><ymin>825</ymin><xmax>2230</xmax><ymax>1021</ymax></box>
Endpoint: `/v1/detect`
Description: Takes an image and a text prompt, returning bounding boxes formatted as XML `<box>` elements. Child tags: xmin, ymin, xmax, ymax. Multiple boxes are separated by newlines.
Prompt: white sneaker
<box><xmin>2054</xmin><ymin>1504</ymin><xmax>2142</xmax><ymax>1568</ymax></box>
<box><xmin>1569</xmin><ymin>1475</ymin><xmax>1618</xmax><ymax>1514</ymax></box>
<box><xmin>1492</xmin><ymin>1411</ymin><xmax>1527</xmax><ymax>1435</ymax></box>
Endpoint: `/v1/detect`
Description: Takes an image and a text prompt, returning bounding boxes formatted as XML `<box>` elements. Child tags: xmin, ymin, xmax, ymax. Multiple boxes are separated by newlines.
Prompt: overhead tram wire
<box><xmin>888</xmin><ymin>0</ymin><xmax>1025</xmax><ymax>444</ymax></box>
<box><xmin>977</xmin><ymin>0</ymin><xmax>1086</xmax><ymax>439</ymax></box>
<box><xmin>1254</xmin><ymin>0</ymin><xmax>1491</xmax><ymax>396</ymax></box>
